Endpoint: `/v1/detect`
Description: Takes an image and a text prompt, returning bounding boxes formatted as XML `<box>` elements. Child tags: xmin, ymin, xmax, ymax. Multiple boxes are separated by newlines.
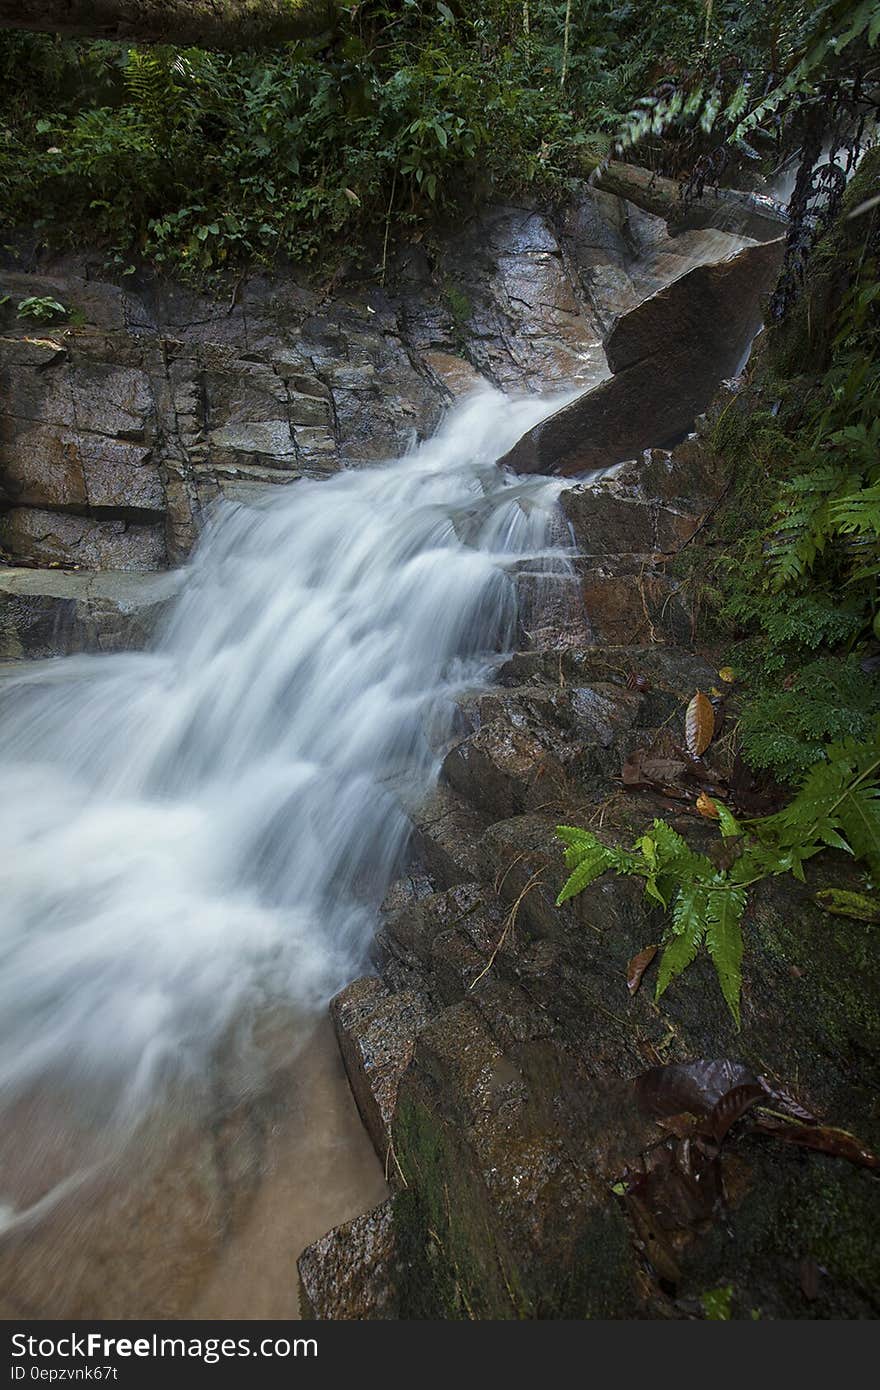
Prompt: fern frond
<box><xmin>656</xmin><ymin>883</ymin><xmax>708</xmax><ymax>999</ymax></box>
<box><xmin>705</xmin><ymin>883</ymin><xmax>747</xmax><ymax>1027</ymax></box>
<box><xmin>837</xmin><ymin>782</ymin><xmax>880</xmax><ymax>880</ymax></box>
<box><xmin>830</xmin><ymin>483</ymin><xmax>880</xmax><ymax>536</ymax></box>
<box><xmin>555</xmin><ymin>832</ymin><xmax>613</xmax><ymax>905</ymax></box>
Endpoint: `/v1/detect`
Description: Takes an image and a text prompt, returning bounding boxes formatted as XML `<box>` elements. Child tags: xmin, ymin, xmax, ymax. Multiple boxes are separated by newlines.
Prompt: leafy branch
<box><xmin>556</xmin><ymin>731</ymin><xmax>880</xmax><ymax>1026</ymax></box>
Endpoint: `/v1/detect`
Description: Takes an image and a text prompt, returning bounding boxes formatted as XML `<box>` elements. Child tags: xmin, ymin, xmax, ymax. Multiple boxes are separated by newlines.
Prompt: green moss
<box><xmin>391</xmin><ymin>1096</ymin><xmax>529</xmax><ymax>1320</ymax></box>
<box><xmin>553</xmin><ymin>1201</ymin><xmax>640</xmax><ymax>1319</ymax></box>
<box><xmin>683</xmin><ymin>1145</ymin><xmax>880</xmax><ymax>1317</ymax></box>
<box><xmin>751</xmin><ymin>889</ymin><xmax>880</xmax><ymax>1072</ymax></box>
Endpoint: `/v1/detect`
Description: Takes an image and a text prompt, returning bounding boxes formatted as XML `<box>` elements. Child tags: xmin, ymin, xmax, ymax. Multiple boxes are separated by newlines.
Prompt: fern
<box><xmin>124</xmin><ymin>48</ymin><xmax>183</xmax><ymax>135</ymax></box>
<box><xmin>704</xmin><ymin>884</ymin><xmax>747</xmax><ymax>1027</ymax></box>
<box><xmin>738</xmin><ymin>658</ymin><xmax>880</xmax><ymax>781</ymax></box>
<box><xmin>616</xmin><ymin>0</ymin><xmax>880</xmax><ymax>155</ymax></box>
<box><xmin>555</xmin><ymin>732</ymin><xmax>880</xmax><ymax>1025</ymax></box>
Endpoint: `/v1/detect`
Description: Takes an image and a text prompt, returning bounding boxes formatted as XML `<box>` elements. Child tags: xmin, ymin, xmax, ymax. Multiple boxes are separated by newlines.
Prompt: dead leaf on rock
<box><xmin>621</xmin><ymin>747</ymin><xmax>689</xmax><ymax>793</ymax></box>
<box><xmin>729</xmin><ymin>751</ymin><xmax>787</xmax><ymax>816</ymax></box>
<box><xmin>709</xmin><ymin>1083</ymin><xmax>765</xmax><ymax>1144</ymax></box>
<box><xmin>754</xmin><ymin>1120</ymin><xmax>880</xmax><ymax>1170</ymax></box>
<box><xmin>685</xmin><ymin>691</ymin><xmax>715</xmax><ymax>758</ymax></box>
<box><xmin>620</xmin><ymin>1058</ymin><xmax>878</xmax><ymax>1292</ymax></box>
<box><xmin>636</xmin><ymin>1059</ymin><xmax>759</xmax><ymax>1120</ymax></box>
<box><xmin>627</xmin><ymin>944</ymin><xmax>658</xmax><ymax>994</ymax></box>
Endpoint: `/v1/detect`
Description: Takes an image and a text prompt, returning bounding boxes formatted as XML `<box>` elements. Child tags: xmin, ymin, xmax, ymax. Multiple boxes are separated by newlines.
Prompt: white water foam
<box><xmin>0</xmin><ymin>387</ymin><xmax>574</xmax><ymax>1121</ymax></box>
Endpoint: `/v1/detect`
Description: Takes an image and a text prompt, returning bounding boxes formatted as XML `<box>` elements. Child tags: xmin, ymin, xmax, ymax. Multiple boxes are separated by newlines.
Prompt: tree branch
<box><xmin>0</xmin><ymin>1</ymin><xmax>337</xmax><ymax>51</ymax></box>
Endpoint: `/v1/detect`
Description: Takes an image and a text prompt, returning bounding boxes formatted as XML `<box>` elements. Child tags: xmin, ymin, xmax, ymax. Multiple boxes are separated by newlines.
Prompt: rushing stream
<box><xmin>0</xmin><ymin>386</ymin><xmax>575</xmax><ymax>1315</ymax></box>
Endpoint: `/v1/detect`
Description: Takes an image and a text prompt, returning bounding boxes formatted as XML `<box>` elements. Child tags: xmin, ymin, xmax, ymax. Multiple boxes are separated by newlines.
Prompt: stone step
<box><xmin>404</xmin><ymin>784</ymin><xmax>493</xmax><ymax>891</ymax></box>
<box><xmin>0</xmin><ymin>566</ymin><xmax>180</xmax><ymax>659</ymax></box>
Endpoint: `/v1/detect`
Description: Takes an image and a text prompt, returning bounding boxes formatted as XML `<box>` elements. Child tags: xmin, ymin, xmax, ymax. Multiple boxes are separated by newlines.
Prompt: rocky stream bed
<box><xmin>1</xmin><ymin>166</ymin><xmax>876</xmax><ymax>1320</ymax></box>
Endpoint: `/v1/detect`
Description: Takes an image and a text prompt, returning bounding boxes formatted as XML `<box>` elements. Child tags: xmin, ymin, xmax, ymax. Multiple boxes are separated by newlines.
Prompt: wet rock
<box><xmin>513</xmin><ymin>566</ymin><xmax>592</xmax><ymax>650</ymax></box>
<box><xmin>0</xmin><ymin>567</ymin><xmax>179</xmax><ymax>658</ymax></box>
<box><xmin>406</xmin><ymin>785</ymin><xmax>493</xmax><ymax>890</ymax></box>
<box><xmin>298</xmin><ymin>1199</ymin><xmax>399</xmax><ymax>1319</ymax></box>
<box><xmin>577</xmin><ymin>560</ymin><xmax>695</xmax><ymax>646</ymax></box>
<box><xmin>0</xmin><ymin>507</ymin><xmax>166</xmax><ymax>570</ymax></box>
<box><xmin>499</xmin><ymin>238</ymin><xmax>784</xmax><ymax>476</ymax></box>
<box><xmin>330</xmin><ymin>978</ymin><xmax>429</xmax><ymax>1160</ymax></box>
<box><xmin>0</xmin><ymin>421</ymin><xmax>163</xmax><ymax>515</ymax></box>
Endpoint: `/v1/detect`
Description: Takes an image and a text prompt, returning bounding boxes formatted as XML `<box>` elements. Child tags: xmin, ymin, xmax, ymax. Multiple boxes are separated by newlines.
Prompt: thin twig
<box><xmin>470</xmin><ymin>868</ymin><xmax>544</xmax><ymax>990</ymax></box>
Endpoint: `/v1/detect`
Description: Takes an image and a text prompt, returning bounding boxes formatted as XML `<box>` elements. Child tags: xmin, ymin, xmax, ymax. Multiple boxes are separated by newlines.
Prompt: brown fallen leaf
<box><xmin>729</xmin><ymin>751</ymin><xmax>788</xmax><ymax>816</ymax></box>
<box><xmin>755</xmin><ymin>1121</ymin><xmax>880</xmax><ymax>1170</ymax></box>
<box><xmin>626</xmin><ymin>944</ymin><xmax>658</xmax><ymax>995</ymax></box>
<box><xmin>696</xmin><ymin>791</ymin><xmax>719</xmax><ymax>818</ymax></box>
<box><xmin>685</xmin><ymin>691</ymin><xmax>715</xmax><ymax>758</ymax></box>
<box><xmin>709</xmin><ymin>1082</ymin><xmax>765</xmax><ymax>1144</ymax></box>
<box><xmin>800</xmin><ymin>1256</ymin><xmax>820</xmax><ymax>1302</ymax></box>
<box><xmin>636</xmin><ymin>1059</ymin><xmax>760</xmax><ymax>1119</ymax></box>
<box><xmin>623</xmin><ymin>1192</ymin><xmax>682</xmax><ymax>1285</ymax></box>
<box><xmin>656</xmin><ymin>1111</ymin><xmax>701</xmax><ymax>1139</ymax></box>
<box><xmin>621</xmin><ymin>747</ymin><xmax>689</xmax><ymax>792</ymax></box>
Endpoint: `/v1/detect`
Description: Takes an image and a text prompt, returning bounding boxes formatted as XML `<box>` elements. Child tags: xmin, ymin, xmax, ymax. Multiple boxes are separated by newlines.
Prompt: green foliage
<box><xmin>15</xmin><ymin>295</ymin><xmax>68</xmax><ymax>322</ymax></box>
<box><xmin>737</xmin><ymin>657</ymin><xmax>880</xmax><ymax>780</ymax></box>
<box><xmin>556</xmin><ymin>732</ymin><xmax>880</xmax><ymax>1024</ymax></box>
<box><xmin>693</xmin><ymin>187</ymin><xmax>880</xmax><ymax>783</ymax></box>
<box><xmin>617</xmin><ymin>0</ymin><xmax>880</xmax><ymax>155</ymax></box>
<box><xmin>0</xmin><ymin>3</ymin><xmax>685</xmax><ymax>279</ymax></box>
<box><xmin>701</xmin><ymin>1285</ymin><xmax>734</xmax><ymax>1320</ymax></box>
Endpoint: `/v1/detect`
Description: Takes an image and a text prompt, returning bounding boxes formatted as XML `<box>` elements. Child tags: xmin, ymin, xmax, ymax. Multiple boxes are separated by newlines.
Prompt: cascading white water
<box><xmin>0</xmin><ymin>387</ymin><xmax>574</xmax><ymax>1126</ymax></box>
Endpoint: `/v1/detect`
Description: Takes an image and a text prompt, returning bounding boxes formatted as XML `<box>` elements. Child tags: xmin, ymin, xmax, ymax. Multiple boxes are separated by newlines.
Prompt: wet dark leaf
<box><xmin>623</xmin><ymin>1192</ymin><xmax>682</xmax><ymax>1285</ymax></box>
<box><xmin>755</xmin><ymin>1121</ymin><xmax>880</xmax><ymax>1169</ymax></box>
<box><xmin>729</xmin><ymin>751</ymin><xmax>788</xmax><ymax>816</ymax></box>
<box><xmin>757</xmin><ymin>1081</ymin><xmax>818</xmax><ymax>1125</ymax></box>
<box><xmin>621</xmin><ymin>747</ymin><xmax>688</xmax><ymax>791</ymax></box>
<box><xmin>626</xmin><ymin>944</ymin><xmax>658</xmax><ymax>994</ymax></box>
<box><xmin>709</xmin><ymin>1082</ymin><xmax>765</xmax><ymax>1143</ymax></box>
<box><xmin>635</xmin><ymin>1059</ymin><xmax>759</xmax><ymax>1120</ymax></box>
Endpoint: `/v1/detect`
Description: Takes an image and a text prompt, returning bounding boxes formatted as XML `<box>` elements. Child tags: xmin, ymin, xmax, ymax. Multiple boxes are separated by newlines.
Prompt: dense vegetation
<box><xmin>0</xmin><ymin>1</ymin><xmax>823</xmax><ymax>277</ymax></box>
<box><xmin>550</xmin><ymin>3</ymin><xmax>880</xmax><ymax>1022</ymax></box>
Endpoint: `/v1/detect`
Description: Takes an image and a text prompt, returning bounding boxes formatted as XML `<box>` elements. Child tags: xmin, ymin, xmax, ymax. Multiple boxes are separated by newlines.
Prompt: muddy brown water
<box><xmin>0</xmin><ymin>1017</ymin><xmax>387</xmax><ymax>1319</ymax></box>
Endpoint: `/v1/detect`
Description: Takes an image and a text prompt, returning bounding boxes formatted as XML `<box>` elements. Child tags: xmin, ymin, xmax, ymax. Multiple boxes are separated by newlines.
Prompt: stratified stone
<box><xmin>0</xmin><ymin>566</ymin><xmax>179</xmax><ymax>658</ymax></box>
<box><xmin>0</xmin><ymin>507</ymin><xmax>166</xmax><ymax>570</ymax></box>
<box><xmin>330</xmin><ymin>977</ymin><xmax>429</xmax><ymax>1161</ymax></box>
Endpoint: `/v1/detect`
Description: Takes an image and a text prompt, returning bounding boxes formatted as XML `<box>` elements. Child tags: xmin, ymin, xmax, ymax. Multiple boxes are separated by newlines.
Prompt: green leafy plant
<box><xmin>0</xmin><ymin>5</ymin><xmax>735</xmax><ymax>281</ymax></box>
<box><xmin>701</xmin><ymin>1285</ymin><xmax>734</xmax><ymax>1320</ymax></box>
<box><xmin>556</xmin><ymin>732</ymin><xmax>880</xmax><ymax>1025</ymax></box>
<box><xmin>15</xmin><ymin>295</ymin><xmax>68</xmax><ymax>322</ymax></box>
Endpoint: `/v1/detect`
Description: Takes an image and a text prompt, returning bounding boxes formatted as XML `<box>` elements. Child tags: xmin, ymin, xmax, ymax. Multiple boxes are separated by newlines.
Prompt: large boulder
<box><xmin>499</xmin><ymin>238</ymin><xmax>784</xmax><ymax>476</ymax></box>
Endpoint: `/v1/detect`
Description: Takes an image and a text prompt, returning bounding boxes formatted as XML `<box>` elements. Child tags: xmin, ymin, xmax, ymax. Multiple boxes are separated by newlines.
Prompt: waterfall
<box><xmin>0</xmin><ymin>387</ymin><xmax>574</xmax><ymax>1125</ymax></box>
